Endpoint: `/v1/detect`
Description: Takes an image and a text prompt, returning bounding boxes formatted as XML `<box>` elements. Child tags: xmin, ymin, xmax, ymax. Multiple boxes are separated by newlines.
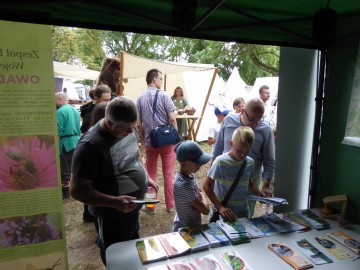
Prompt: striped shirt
<box><xmin>173</xmin><ymin>172</ymin><xmax>202</xmax><ymax>231</ymax></box>
<box><xmin>207</xmin><ymin>153</ymin><xmax>255</xmax><ymax>218</ymax></box>
<box><xmin>136</xmin><ymin>87</ymin><xmax>176</xmax><ymax>146</ymax></box>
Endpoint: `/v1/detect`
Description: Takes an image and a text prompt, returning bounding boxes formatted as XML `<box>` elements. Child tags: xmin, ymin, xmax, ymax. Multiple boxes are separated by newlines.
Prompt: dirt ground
<box><xmin>63</xmin><ymin>142</ymin><xmax>268</xmax><ymax>269</ymax></box>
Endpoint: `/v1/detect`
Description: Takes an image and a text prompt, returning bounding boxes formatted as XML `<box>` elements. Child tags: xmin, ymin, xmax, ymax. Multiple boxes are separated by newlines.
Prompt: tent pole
<box><xmin>119</xmin><ymin>51</ymin><xmax>124</xmax><ymax>96</ymax></box>
<box><xmin>195</xmin><ymin>68</ymin><xmax>218</xmax><ymax>139</ymax></box>
<box><xmin>308</xmin><ymin>49</ymin><xmax>328</xmax><ymax>208</ymax></box>
<box><xmin>164</xmin><ymin>74</ymin><xmax>167</xmax><ymax>91</ymax></box>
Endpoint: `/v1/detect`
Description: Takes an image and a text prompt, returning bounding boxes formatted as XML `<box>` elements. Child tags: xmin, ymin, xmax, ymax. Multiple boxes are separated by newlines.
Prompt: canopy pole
<box><xmin>308</xmin><ymin>49</ymin><xmax>328</xmax><ymax>208</ymax></box>
<box><xmin>119</xmin><ymin>51</ymin><xmax>125</xmax><ymax>96</ymax></box>
<box><xmin>195</xmin><ymin>68</ymin><xmax>218</xmax><ymax>139</ymax></box>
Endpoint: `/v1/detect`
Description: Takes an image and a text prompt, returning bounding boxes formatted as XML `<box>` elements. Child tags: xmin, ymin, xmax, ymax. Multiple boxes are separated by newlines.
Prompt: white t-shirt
<box><xmin>208</xmin><ymin>121</ymin><xmax>223</xmax><ymax>154</ymax></box>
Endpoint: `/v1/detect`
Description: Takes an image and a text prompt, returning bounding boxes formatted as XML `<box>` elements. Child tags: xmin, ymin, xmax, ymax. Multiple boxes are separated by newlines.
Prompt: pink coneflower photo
<box><xmin>0</xmin><ymin>136</ymin><xmax>57</xmax><ymax>192</ymax></box>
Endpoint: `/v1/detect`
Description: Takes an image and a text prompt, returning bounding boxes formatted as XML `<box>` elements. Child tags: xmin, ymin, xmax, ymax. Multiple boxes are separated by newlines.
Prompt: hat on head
<box><xmin>174</xmin><ymin>141</ymin><xmax>212</xmax><ymax>164</ymax></box>
<box><xmin>214</xmin><ymin>106</ymin><xmax>231</xmax><ymax>116</ymax></box>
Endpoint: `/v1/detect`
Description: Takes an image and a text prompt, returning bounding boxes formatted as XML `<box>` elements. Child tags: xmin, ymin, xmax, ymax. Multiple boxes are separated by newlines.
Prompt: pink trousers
<box><xmin>145</xmin><ymin>144</ymin><xmax>176</xmax><ymax>210</ymax></box>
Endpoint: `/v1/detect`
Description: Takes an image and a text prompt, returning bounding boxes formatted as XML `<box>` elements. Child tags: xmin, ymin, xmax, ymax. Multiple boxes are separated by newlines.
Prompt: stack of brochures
<box><xmin>238</xmin><ymin>217</ymin><xmax>266</xmax><ymax>238</ymax></box>
<box><xmin>248</xmin><ymin>195</ymin><xmax>288</xmax><ymax>205</ymax></box>
<box><xmin>178</xmin><ymin>226</ymin><xmax>211</xmax><ymax>252</ymax></box>
<box><xmin>157</xmin><ymin>232</ymin><xmax>191</xmax><ymax>258</ymax></box>
<box><xmin>295</xmin><ymin>209</ymin><xmax>330</xmax><ymax>230</ymax></box>
<box><xmin>200</xmin><ymin>222</ymin><xmax>230</xmax><ymax>247</ymax></box>
<box><xmin>277</xmin><ymin>212</ymin><xmax>312</xmax><ymax>232</ymax></box>
<box><xmin>261</xmin><ymin>213</ymin><xmax>298</xmax><ymax>234</ymax></box>
<box><xmin>248</xmin><ymin>217</ymin><xmax>280</xmax><ymax>236</ymax></box>
<box><xmin>216</xmin><ymin>218</ymin><xmax>251</xmax><ymax>244</ymax></box>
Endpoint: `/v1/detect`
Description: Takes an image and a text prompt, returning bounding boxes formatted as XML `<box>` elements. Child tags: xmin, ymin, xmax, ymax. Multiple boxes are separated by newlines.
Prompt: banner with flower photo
<box><xmin>0</xmin><ymin>21</ymin><xmax>68</xmax><ymax>269</ymax></box>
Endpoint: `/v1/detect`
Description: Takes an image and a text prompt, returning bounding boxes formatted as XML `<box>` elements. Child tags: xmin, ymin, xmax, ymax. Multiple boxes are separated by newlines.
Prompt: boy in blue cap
<box><xmin>208</xmin><ymin>106</ymin><xmax>231</xmax><ymax>154</ymax></box>
<box><xmin>172</xmin><ymin>141</ymin><xmax>212</xmax><ymax>231</ymax></box>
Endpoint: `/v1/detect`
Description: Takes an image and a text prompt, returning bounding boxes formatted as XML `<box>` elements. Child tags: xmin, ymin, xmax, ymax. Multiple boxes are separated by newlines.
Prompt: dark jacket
<box><xmin>80</xmin><ymin>102</ymin><xmax>95</xmax><ymax>133</ymax></box>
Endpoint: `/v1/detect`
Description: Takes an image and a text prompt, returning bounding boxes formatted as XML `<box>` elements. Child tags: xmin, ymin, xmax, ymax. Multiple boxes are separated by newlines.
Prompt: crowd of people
<box><xmin>55</xmin><ymin>68</ymin><xmax>277</xmax><ymax>266</ymax></box>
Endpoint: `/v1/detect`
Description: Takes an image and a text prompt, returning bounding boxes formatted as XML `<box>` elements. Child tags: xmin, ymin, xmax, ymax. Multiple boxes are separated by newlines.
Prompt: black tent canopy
<box><xmin>1</xmin><ymin>0</ymin><xmax>360</xmax><ymax>49</ymax></box>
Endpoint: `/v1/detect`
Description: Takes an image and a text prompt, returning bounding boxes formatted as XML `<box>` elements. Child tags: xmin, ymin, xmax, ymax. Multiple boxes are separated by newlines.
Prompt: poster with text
<box><xmin>0</xmin><ymin>20</ymin><xmax>68</xmax><ymax>270</ymax></box>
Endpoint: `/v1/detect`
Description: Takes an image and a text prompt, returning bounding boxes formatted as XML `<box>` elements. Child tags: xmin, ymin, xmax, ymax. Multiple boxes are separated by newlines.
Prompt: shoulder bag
<box><xmin>149</xmin><ymin>90</ymin><xmax>180</xmax><ymax>147</ymax></box>
<box><xmin>209</xmin><ymin>160</ymin><xmax>248</xmax><ymax>222</ymax></box>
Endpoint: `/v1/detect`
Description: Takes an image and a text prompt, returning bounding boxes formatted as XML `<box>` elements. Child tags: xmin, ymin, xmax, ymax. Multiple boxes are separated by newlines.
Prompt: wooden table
<box><xmin>176</xmin><ymin>114</ymin><xmax>201</xmax><ymax>141</ymax></box>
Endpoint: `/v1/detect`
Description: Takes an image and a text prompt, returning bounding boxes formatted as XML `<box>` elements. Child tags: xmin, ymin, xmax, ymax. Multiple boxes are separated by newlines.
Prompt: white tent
<box><xmin>53</xmin><ymin>61</ymin><xmax>100</xmax><ymax>81</ymax></box>
<box><xmin>225</xmin><ymin>67</ymin><xmax>249</xmax><ymax>104</ymax></box>
<box><xmin>118</xmin><ymin>52</ymin><xmax>224</xmax><ymax>141</ymax></box>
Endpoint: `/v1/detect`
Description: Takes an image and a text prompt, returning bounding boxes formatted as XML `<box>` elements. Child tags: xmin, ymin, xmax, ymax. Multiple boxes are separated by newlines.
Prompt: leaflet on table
<box><xmin>315</xmin><ymin>235</ymin><xmax>354</xmax><ymax>260</ymax></box>
<box><xmin>248</xmin><ymin>195</ymin><xmax>288</xmax><ymax>205</ymax></box>
<box><xmin>219</xmin><ymin>250</ymin><xmax>253</xmax><ymax>270</ymax></box>
<box><xmin>216</xmin><ymin>218</ymin><xmax>250</xmax><ymax>245</ymax></box>
<box><xmin>293</xmin><ymin>239</ymin><xmax>333</xmax><ymax>264</ymax></box>
<box><xmin>194</xmin><ymin>253</ymin><xmax>225</xmax><ymax>270</ymax></box>
<box><xmin>200</xmin><ymin>222</ymin><xmax>230</xmax><ymax>247</ymax></box>
<box><xmin>168</xmin><ymin>257</ymin><xmax>198</xmax><ymax>270</ymax></box>
<box><xmin>327</xmin><ymin>230</ymin><xmax>360</xmax><ymax>255</ymax></box>
<box><xmin>136</xmin><ymin>237</ymin><xmax>168</xmax><ymax>264</ymax></box>
<box><xmin>277</xmin><ymin>212</ymin><xmax>312</xmax><ymax>232</ymax></box>
<box><xmin>294</xmin><ymin>209</ymin><xmax>330</xmax><ymax>230</ymax></box>
<box><xmin>268</xmin><ymin>242</ymin><xmax>314</xmax><ymax>270</ymax></box>
<box><xmin>158</xmin><ymin>232</ymin><xmax>191</xmax><ymax>258</ymax></box>
<box><xmin>261</xmin><ymin>213</ymin><xmax>298</xmax><ymax>234</ymax></box>
<box><xmin>248</xmin><ymin>217</ymin><xmax>280</xmax><ymax>236</ymax></box>
<box><xmin>237</xmin><ymin>217</ymin><xmax>266</xmax><ymax>238</ymax></box>
<box><xmin>178</xmin><ymin>226</ymin><xmax>211</xmax><ymax>252</ymax></box>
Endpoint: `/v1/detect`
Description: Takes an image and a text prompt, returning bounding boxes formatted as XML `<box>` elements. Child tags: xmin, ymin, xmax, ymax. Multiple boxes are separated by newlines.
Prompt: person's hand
<box><xmin>219</xmin><ymin>206</ymin><xmax>237</xmax><ymax>222</ymax></box>
<box><xmin>147</xmin><ymin>178</ymin><xmax>158</xmax><ymax>193</ymax></box>
<box><xmin>114</xmin><ymin>195</ymin><xmax>137</xmax><ymax>213</ymax></box>
<box><xmin>261</xmin><ymin>186</ymin><xmax>272</xmax><ymax>197</ymax></box>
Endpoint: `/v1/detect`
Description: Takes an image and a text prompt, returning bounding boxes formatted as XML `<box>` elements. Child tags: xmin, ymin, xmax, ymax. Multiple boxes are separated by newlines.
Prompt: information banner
<box><xmin>0</xmin><ymin>20</ymin><xmax>68</xmax><ymax>270</ymax></box>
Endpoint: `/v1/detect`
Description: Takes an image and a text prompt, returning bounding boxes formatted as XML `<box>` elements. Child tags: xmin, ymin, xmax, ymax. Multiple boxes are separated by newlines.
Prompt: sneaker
<box><xmin>166</xmin><ymin>207</ymin><xmax>175</xmax><ymax>212</ymax></box>
<box><xmin>141</xmin><ymin>205</ymin><xmax>156</xmax><ymax>215</ymax></box>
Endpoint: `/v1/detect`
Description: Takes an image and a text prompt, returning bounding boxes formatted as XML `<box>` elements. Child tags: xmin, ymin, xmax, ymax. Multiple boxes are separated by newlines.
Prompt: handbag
<box><xmin>150</xmin><ymin>90</ymin><xmax>180</xmax><ymax>147</ymax></box>
<box><xmin>209</xmin><ymin>160</ymin><xmax>248</xmax><ymax>222</ymax></box>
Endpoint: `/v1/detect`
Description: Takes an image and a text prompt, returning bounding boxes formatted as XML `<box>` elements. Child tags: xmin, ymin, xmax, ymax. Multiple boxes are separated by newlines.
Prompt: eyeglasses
<box><xmin>244</xmin><ymin>110</ymin><xmax>263</xmax><ymax>124</ymax></box>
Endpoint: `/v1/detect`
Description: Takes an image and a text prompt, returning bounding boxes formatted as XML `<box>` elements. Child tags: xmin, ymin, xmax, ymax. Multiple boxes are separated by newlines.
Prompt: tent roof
<box><xmin>1</xmin><ymin>1</ymin><xmax>360</xmax><ymax>49</ymax></box>
<box><xmin>122</xmin><ymin>52</ymin><xmax>215</xmax><ymax>80</ymax></box>
<box><xmin>53</xmin><ymin>61</ymin><xmax>100</xmax><ymax>80</ymax></box>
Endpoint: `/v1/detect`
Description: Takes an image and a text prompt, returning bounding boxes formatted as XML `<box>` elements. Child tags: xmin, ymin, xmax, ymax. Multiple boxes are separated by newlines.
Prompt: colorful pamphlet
<box><xmin>195</xmin><ymin>253</ymin><xmax>225</xmax><ymax>270</ymax></box>
<box><xmin>268</xmin><ymin>242</ymin><xmax>313</xmax><ymax>270</ymax></box>
<box><xmin>293</xmin><ymin>239</ymin><xmax>333</xmax><ymax>264</ymax></box>
<box><xmin>216</xmin><ymin>218</ymin><xmax>250</xmax><ymax>245</ymax></box>
<box><xmin>261</xmin><ymin>213</ymin><xmax>297</xmax><ymax>234</ymax></box>
<box><xmin>178</xmin><ymin>226</ymin><xmax>211</xmax><ymax>252</ymax></box>
<box><xmin>136</xmin><ymin>236</ymin><xmax>168</xmax><ymax>264</ymax></box>
<box><xmin>237</xmin><ymin>217</ymin><xmax>266</xmax><ymax>238</ymax></box>
<box><xmin>248</xmin><ymin>195</ymin><xmax>288</xmax><ymax>205</ymax></box>
<box><xmin>158</xmin><ymin>232</ymin><xmax>191</xmax><ymax>258</ymax></box>
<box><xmin>248</xmin><ymin>217</ymin><xmax>280</xmax><ymax>236</ymax></box>
<box><xmin>327</xmin><ymin>230</ymin><xmax>360</xmax><ymax>255</ymax></box>
<box><xmin>201</xmin><ymin>222</ymin><xmax>230</xmax><ymax>247</ymax></box>
<box><xmin>219</xmin><ymin>250</ymin><xmax>253</xmax><ymax>270</ymax></box>
<box><xmin>277</xmin><ymin>212</ymin><xmax>312</xmax><ymax>232</ymax></box>
<box><xmin>169</xmin><ymin>257</ymin><xmax>198</xmax><ymax>270</ymax></box>
<box><xmin>295</xmin><ymin>209</ymin><xmax>330</xmax><ymax>230</ymax></box>
<box><xmin>315</xmin><ymin>235</ymin><xmax>354</xmax><ymax>260</ymax></box>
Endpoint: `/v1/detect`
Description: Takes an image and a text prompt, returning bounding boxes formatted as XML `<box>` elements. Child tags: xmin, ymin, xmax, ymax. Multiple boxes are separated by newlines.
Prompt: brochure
<box><xmin>158</xmin><ymin>232</ymin><xmax>191</xmax><ymax>258</ymax></box>
<box><xmin>219</xmin><ymin>250</ymin><xmax>253</xmax><ymax>270</ymax></box>
<box><xmin>248</xmin><ymin>195</ymin><xmax>288</xmax><ymax>205</ymax></box>
<box><xmin>327</xmin><ymin>230</ymin><xmax>360</xmax><ymax>255</ymax></box>
<box><xmin>315</xmin><ymin>235</ymin><xmax>354</xmax><ymax>260</ymax></box>
<box><xmin>201</xmin><ymin>223</ymin><xmax>230</xmax><ymax>247</ymax></box>
<box><xmin>237</xmin><ymin>217</ymin><xmax>266</xmax><ymax>238</ymax></box>
<box><xmin>178</xmin><ymin>226</ymin><xmax>211</xmax><ymax>252</ymax></box>
<box><xmin>261</xmin><ymin>213</ymin><xmax>297</xmax><ymax>234</ymax></box>
<box><xmin>293</xmin><ymin>238</ymin><xmax>333</xmax><ymax>264</ymax></box>
<box><xmin>295</xmin><ymin>209</ymin><xmax>330</xmax><ymax>231</ymax></box>
<box><xmin>248</xmin><ymin>217</ymin><xmax>280</xmax><ymax>236</ymax></box>
<box><xmin>195</xmin><ymin>253</ymin><xmax>225</xmax><ymax>270</ymax></box>
<box><xmin>136</xmin><ymin>237</ymin><xmax>168</xmax><ymax>264</ymax></box>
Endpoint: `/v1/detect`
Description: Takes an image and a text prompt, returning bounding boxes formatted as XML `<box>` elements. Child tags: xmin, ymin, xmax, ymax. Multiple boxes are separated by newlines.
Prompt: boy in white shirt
<box><xmin>207</xmin><ymin>106</ymin><xmax>231</xmax><ymax>154</ymax></box>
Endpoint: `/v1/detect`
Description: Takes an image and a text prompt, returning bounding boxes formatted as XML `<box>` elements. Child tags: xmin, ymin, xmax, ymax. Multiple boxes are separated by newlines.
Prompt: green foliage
<box><xmin>51</xmin><ymin>27</ymin><xmax>279</xmax><ymax>84</ymax></box>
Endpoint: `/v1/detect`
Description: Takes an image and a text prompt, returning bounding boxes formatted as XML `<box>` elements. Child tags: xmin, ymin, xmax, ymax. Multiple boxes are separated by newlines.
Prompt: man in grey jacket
<box><xmin>212</xmin><ymin>97</ymin><xmax>275</xmax><ymax>217</ymax></box>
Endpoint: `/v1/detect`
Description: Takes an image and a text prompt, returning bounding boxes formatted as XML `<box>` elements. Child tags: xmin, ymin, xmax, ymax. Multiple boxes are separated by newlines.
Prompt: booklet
<box><xmin>178</xmin><ymin>226</ymin><xmax>211</xmax><ymax>252</ymax></box>
<box><xmin>237</xmin><ymin>217</ymin><xmax>266</xmax><ymax>238</ymax></box>
<box><xmin>261</xmin><ymin>213</ymin><xmax>297</xmax><ymax>234</ymax></box>
<box><xmin>277</xmin><ymin>212</ymin><xmax>312</xmax><ymax>232</ymax></box>
<box><xmin>248</xmin><ymin>217</ymin><xmax>280</xmax><ymax>236</ymax></box>
<box><xmin>195</xmin><ymin>253</ymin><xmax>225</xmax><ymax>270</ymax></box>
<box><xmin>201</xmin><ymin>222</ymin><xmax>230</xmax><ymax>247</ymax></box>
<box><xmin>294</xmin><ymin>209</ymin><xmax>330</xmax><ymax>231</ymax></box>
<box><xmin>216</xmin><ymin>218</ymin><xmax>250</xmax><ymax>245</ymax></box>
<box><xmin>268</xmin><ymin>242</ymin><xmax>313</xmax><ymax>270</ymax></box>
<box><xmin>158</xmin><ymin>232</ymin><xmax>191</xmax><ymax>258</ymax></box>
<box><xmin>248</xmin><ymin>195</ymin><xmax>288</xmax><ymax>205</ymax></box>
<box><xmin>293</xmin><ymin>238</ymin><xmax>333</xmax><ymax>264</ymax></box>
<box><xmin>327</xmin><ymin>230</ymin><xmax>360</xmax><ymax>255</ymax></box>
<box><xmin>219</xmin><ymin>250</ymin><xmax>253</xmax><ymax>270</ymax></box>
<box><xmin>136</xmin><ymin>236</ymin><xmax>168</xmax><ymax>264</ymax></box>
<box><xmin>315</xmin><ymin>235</ymin><xmax>354</xmax><ymax>260</ymax></box>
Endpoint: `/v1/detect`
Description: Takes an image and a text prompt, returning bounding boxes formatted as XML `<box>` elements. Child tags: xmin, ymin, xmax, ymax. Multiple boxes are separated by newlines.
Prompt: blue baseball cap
<box><xmin>214</xmin><ymin>106</ymin><xmax>231</xmax><ymax>116</ymax></box>
<box><xmin>174</xmin><ymin>141</ymin><xmax>212</xmax><ymax>164</ymax></box>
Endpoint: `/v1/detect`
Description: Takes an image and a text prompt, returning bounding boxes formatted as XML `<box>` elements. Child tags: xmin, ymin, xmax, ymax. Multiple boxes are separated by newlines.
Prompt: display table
<box><xmin>106</xmin><ymin>211</ymin><xmax>360</xmax><ymax>270</ymax></box>
<box><xmin>176</xmin><ymin>114</ymin><xmax>201</xmax><ymax>141</ymax></box>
